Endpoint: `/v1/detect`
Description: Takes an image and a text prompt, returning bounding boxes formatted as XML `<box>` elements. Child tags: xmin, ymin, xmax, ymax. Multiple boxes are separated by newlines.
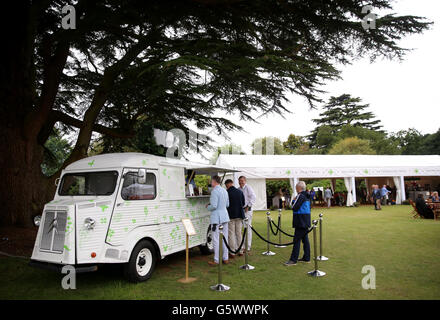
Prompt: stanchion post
<box><xmin>308</xmin><ymin>220</ymin><xmax>326</xmax><ymax>277</ymax></box>
<box><xmin>240</xmin><ymin>218</ymin><xmax>255</xmax><ymax>270</ymax></box>
<box><xmin>317</xmin><ymin>213</ymin><xmax>329</xmax><ymax>261</ymax></box>
<box><xmin>262</xmin><ymin>211</ymin><xmax>276</xmax><ymax>256</ymax></box>
<box><xmin>210</xmin><ymin>225</ymin><xmax>230</xmax><ymax>291</ymax></box>
<box><xmin>275</xmin><ymin>208</ymin><xmax>286</xmax><ymax>248</ymax></box>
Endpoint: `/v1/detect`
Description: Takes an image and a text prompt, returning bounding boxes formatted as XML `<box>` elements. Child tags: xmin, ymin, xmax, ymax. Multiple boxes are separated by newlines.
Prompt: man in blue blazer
<box><xmin>206</xmin><ymin>175</ymin><xmax>230</xmax><ymax>265</ymax></box>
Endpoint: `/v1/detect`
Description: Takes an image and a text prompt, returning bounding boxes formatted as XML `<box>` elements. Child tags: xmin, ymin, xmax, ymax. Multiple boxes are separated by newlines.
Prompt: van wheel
<box><xmin>199</xmin><ymin>226</ymin><xmax>214</xmax><ymax>255</ymax></box>
<box><xmin>124</xmin><ymin>240</ymin><xmax>157</xmax><ymax>283</ymax></box>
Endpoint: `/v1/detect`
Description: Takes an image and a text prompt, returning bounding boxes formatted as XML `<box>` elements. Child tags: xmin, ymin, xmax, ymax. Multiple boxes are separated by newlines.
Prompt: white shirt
<box><xmin>240</xmin><ymin>184</ymin><xmax>256</xmax><ymax>210</ymax></box>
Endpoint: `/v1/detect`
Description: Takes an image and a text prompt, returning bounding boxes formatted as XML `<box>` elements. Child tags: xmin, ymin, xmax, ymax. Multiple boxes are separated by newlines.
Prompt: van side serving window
<box><xmin>59</xmin><ymin>171</ymin><xmax>118</xmax><ymax>196</ymax></box>
<box><xmin>121</xmin><ymin>172</ymin><xmax>156</xmax><ymax>200</ymax></box>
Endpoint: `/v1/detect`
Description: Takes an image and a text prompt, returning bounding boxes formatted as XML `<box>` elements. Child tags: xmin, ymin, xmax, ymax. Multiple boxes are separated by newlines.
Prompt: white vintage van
<box><xmin>30</xmin><ymin>153</ymin><xmax>236</xmax><ymax>282</ymax></box>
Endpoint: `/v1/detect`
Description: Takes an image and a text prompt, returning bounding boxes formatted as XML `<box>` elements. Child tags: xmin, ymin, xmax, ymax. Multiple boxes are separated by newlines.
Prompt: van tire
<box><xmin>124</xmin><ymin>240</ymin><xmax>157</xmax><ymax>283</ymax></box>
<box><xmin>199</xmin><ymin>226</ymin><xmax>214</xmax><ymax>255</ymax></box>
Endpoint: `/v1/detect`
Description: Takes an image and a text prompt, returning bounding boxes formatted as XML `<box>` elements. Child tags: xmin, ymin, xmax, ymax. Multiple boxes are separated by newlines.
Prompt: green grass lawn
<box><xmin>1</xmin><ymin>205</ymin><xmax>439</xmax><ymax>300</ymax></box>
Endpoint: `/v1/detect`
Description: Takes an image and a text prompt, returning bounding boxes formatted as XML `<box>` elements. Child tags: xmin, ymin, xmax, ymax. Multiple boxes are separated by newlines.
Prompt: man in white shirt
<box><xmin>238</xmin><ymin>176</ymin><xmax>256</xmax><ymax>254</ymax></box>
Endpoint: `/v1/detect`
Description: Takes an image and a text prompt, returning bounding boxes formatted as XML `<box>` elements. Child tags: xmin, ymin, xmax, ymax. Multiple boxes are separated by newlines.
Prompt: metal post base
<box><xmin>307</xmin><ymin>270</ymin><xmax>326</xmax><ymax>277</ymax></box>
<box><xmin>239</xmin><ymin>264</ymin><xmax>255</xmax><ymax>270</ymax></box>
<box><xmin>317</xmin><ymin>255</ymin><xmax>329</xmax><ymax>261</ymax></box>
<box><xmin>261</xmin><ymin>251</ymin><xmax>276</xmax><ymax>256</ymax></box>
<box><xmin>275</xmin><ymin>244</ymin><xmax>287</xmax><ymax>248</ymax></box>
<box><xmin>210</xmin><ymin>283</ymin><xmax>230</xmax><ymax>291</ymax></box>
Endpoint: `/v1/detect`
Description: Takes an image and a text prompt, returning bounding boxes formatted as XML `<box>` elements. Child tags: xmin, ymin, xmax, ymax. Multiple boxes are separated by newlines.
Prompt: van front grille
<box><xmin>40</xmin><ymin>211</ymin><xmax>67</xmax><ymax>253</ymax></box>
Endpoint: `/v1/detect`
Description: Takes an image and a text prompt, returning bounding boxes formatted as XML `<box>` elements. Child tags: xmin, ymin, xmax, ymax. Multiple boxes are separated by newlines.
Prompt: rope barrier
<box><xmin>270</xmin><ymin>218</ymin><xmax>295</xmax><ymax>237</ymax></box>
<box><xmin>222</xmin><ymin>227</ymin><xmax>248</xmax><ymax>255</ymax></box>
<box><xmin>269</xmin><ymin>216</ymin><xmax>280</xmax><ymax>236</ymax></box>
<box><xmin>250</xmin><ymin>225</ymin><xmax>314</xmax><ymax>247</ymax></box>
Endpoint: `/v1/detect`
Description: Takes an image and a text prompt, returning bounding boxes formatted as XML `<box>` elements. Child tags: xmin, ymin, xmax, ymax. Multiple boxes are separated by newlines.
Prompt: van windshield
<box><xmin>59</xmin><ymin>171</ymin><xmax>119</xmax><ymax>196</ymax></box>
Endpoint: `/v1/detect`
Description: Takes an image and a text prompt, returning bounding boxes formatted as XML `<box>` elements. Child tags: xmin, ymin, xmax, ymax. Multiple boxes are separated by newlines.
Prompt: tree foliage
<box><xmin>328</xmin><ymin>137</ymin><xmax>376</xmax><ymax>155</ymax></box>
<box><xmin>210</xmin><ymin>143</ymin><xmax>245</xmax><ymax>164</ymax></box>
<box><xmin>390</xmin><ymin>128</ymin><xmax>440</xmax><ymax>155</ymax></box>
<box><xmin>266</xmin><ymin>180</ymin><xmax>292</xmax><ymax>198</ymax></box>
<box><xmin>283</xmin><ymin>134</ymin><xmax>308</xmax><ymax>154</ymax></box>
<box><xmin>0</xmin><ymin>0</ymin><xmax>431</xmax><ymax>225</ymax></box>
<box><xmin>251</xmin><ymin>137</ymin><xmax>287</xmax><ymax>155</ymax></box>
<box><xmin>309</xmin><ymin>94</ymin><xmax>383</xmax><ymax>148</ymax></box>
<box><xmin>41</xmin><ymin>129</ymin><xmax>72</xmax><ymax>176</ymax></box>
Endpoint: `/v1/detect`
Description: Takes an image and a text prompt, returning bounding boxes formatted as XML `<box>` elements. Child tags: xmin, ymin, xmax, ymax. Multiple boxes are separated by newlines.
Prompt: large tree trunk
<box><xmin>0</xmin><ymin>2</ymin><xmax>55</xmax><ymax>226</ymax></box>
<box><xmin>0</xmin><ymin>123</ymin><xmax>55</xmax><ymax>227</ymax></box>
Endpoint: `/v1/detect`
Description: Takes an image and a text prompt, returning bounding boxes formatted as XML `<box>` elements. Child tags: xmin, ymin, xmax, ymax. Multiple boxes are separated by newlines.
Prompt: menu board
<box><xmin>181</xmin><ymin>218</ymin><xmax>197</xmax><ymax>236</ymax></box>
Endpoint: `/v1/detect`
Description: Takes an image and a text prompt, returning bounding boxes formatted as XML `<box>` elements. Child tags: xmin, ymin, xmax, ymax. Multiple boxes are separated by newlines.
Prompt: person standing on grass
<box><xmin>310</xmin><ymin>189</ymin><xmax>316</xmax><ymax>207</ymax></box>
<box><xmin>372</xmin><ymin>184</ymin><xmax>382</xmax><ymax>210</ymax></box>
<box><xmin>284</xmin><ymin>181</ymin><xmax>311</xmax><ymax>266</ymax></box>
<box><xmin>324</xmin><ymin>187</ymin><xmax>332</xmax><ymax>208</ymax></box>
<box><xmin>381</xmin><ymin>185</ymin><xmax>390</xmax><ymax>205</ymax></box>
<box><xmin>225</xmin><ymin>179</ymin><xmax>245</xmax><ymax>259</ymax></box>
<box><xmin>206</xmin><ymin>175</ymin><xmax>230</xmax><ymax>266</ymax></box>
<box><xmin>239</xmin><ymin>176</ymin><xmax>256</xmax><ymax>254</ymax></box>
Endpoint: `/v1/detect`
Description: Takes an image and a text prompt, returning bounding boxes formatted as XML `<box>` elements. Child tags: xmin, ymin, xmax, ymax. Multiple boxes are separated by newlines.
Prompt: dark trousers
<box><xmin>289</xmin><ymin>227</ymin><xmax>310</xmax><ymax>262</ymax></box>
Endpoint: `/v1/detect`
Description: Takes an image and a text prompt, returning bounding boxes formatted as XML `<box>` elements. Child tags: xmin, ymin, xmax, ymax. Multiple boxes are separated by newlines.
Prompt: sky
<box><xmin>182</xmin><ymin>0</ymin><xmax>440</xmax><ymax>161</ymax></box>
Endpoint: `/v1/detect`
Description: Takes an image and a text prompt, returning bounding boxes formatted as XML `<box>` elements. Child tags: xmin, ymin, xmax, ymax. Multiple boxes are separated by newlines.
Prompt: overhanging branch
<box><xmin>51</xmin><ymin>110</ymin><xmax>134</xmax><ymax>139</ymax></box>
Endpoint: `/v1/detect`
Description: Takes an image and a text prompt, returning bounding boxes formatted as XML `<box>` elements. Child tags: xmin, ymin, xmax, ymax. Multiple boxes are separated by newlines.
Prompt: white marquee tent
<box><xmin>216</xmin><ymin>154</ymin><xmax>440</xmax><ymax>210</ymax></box>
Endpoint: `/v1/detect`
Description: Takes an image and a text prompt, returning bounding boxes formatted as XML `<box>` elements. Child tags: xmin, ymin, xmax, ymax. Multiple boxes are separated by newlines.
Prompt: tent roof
<box><xmin>216</xmin><ymin>154</ymin><xmax>440</xmax><ymax>178</ymax></box>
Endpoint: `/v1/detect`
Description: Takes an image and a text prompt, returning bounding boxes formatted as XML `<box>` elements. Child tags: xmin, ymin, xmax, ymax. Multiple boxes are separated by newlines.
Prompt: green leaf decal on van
<box><xmin>88</xmin><ymin>159</ymin><xmax>95</xmax><ymax>166</ymax></box>
<box><xmin>107</xmin><ymin>229</ymin><xmax>115</xmax><ymax>241</ymax></box>
<box><xmin>100</xmin><ymin>205</ymin><xmax>109</xmax><ymax>212</ymax></box>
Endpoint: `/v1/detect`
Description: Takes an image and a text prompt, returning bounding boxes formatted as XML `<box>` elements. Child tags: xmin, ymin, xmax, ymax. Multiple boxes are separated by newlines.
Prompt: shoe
<box><xmin>208</xmin><ymin>261</ymin><xmax>218</xmax><ymax>266</ymax></box>
<box><xmin>283</xmin><ymin>260</ymin><xmax>297</xmax><ymax>266</ymax></box>
<box><xmin>223</xmin><ymin>260</ymin><xmax>230</xmax><ymax>265</ymax></box>
<box><xmin>238</xmin><ymin>252</ymin><xmax>244</xmax><ymax>257</ymax></box>
<box><xmin>229</xmin><ymin>254</ymin><xmax>235</xmax><ymax>259</ymax></box>
<box><xmin>298</xmin><ymin>258</ymin><xmax>311</xmax><ymax>263</ymax></box>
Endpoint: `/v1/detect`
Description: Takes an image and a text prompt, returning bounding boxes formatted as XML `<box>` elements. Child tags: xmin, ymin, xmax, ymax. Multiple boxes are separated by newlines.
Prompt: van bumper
<box><xmin>29</xmin><ymin>260</ymin><xmax>98</xmax><ymax>273</ymax></box>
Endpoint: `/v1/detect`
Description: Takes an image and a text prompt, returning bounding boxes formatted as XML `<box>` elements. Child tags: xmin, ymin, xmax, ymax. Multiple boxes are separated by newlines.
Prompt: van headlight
<box><xmin>84</xmin><ymin>218</ymin><xmax>96</xmax><ymax>230</ymax></box>
<box><xmin>33</xmin><ymin>215</ymin><xmax>41</xmax><ymax>227</ymax></box>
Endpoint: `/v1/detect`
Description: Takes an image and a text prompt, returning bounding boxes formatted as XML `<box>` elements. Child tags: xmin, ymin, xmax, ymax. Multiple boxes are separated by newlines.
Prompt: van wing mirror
<box><xmin>138</xmin><ymin>169</ymin><xmax>146</xmax><ymax>184</ymax></box>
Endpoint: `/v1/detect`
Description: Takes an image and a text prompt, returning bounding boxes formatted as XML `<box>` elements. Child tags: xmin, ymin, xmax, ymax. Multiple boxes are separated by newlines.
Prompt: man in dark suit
<box><xmin>225</xmin><ymin>179</ymin><xmax>246</xmax><ymax>258</ymax></box>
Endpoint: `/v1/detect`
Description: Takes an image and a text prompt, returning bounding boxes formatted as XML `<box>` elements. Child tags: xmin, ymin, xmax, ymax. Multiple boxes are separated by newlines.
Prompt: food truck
<box><xmin>29</xmin><ymin>153</ymin><xmax>236</xmax><ymax>282</ymax></box>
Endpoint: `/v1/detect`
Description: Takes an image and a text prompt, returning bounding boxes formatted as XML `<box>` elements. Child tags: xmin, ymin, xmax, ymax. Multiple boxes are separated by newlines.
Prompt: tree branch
<box><xmin>51</xmin><ymin>110</ymin><xmax>134</xmax><ymax>139</ymax></box>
